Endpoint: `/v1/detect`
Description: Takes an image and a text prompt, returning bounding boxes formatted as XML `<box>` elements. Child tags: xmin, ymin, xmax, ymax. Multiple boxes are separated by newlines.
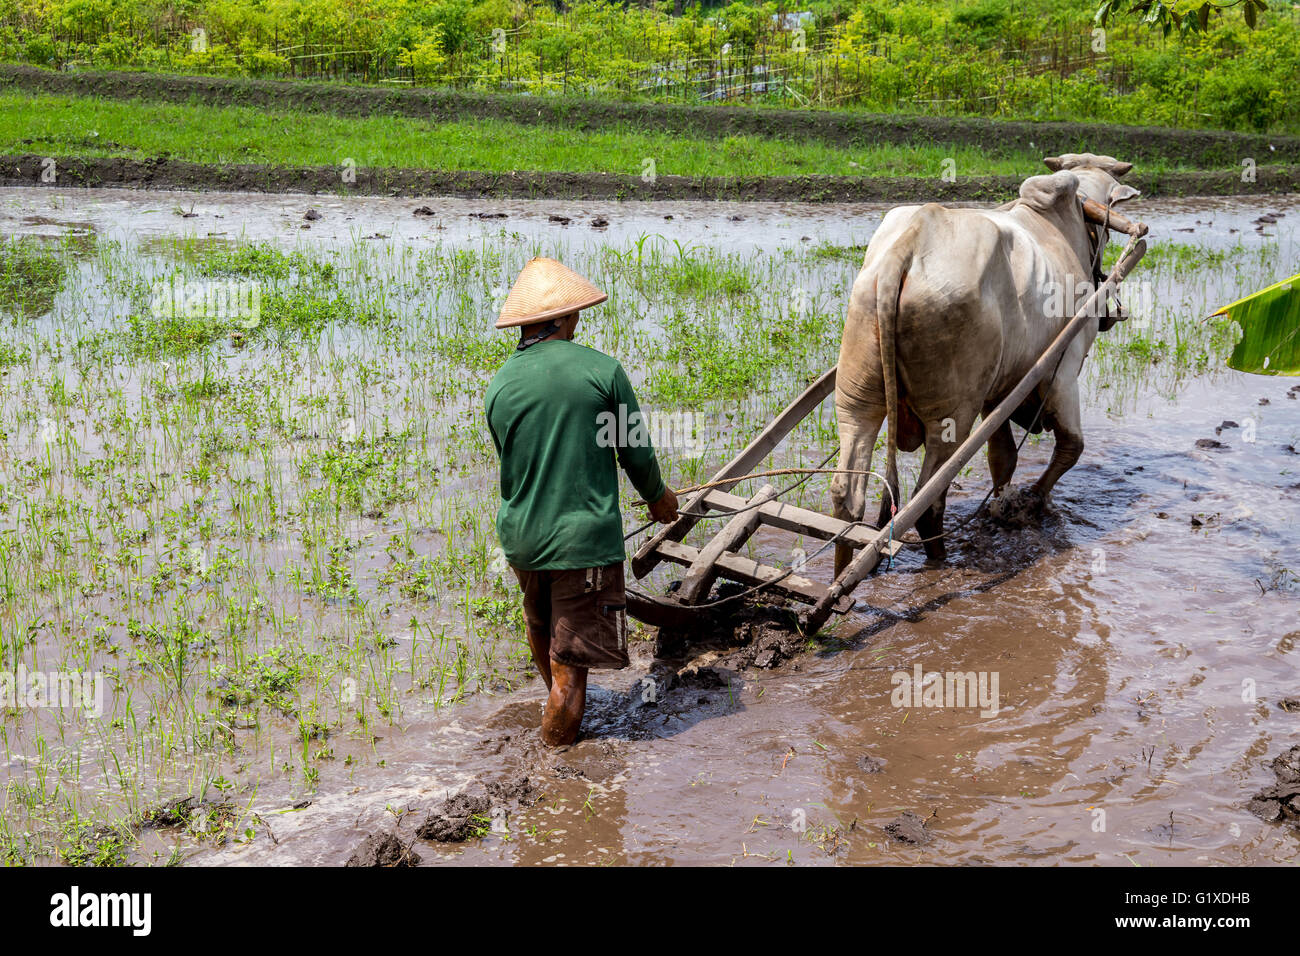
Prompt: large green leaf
<box><xmin>1212</xmin><ymin>273</ymin><xmax>1300</xmax><ymax>376</ymax></box>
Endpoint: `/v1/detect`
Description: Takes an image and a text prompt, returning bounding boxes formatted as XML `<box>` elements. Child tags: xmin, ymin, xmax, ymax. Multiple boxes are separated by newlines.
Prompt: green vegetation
<box><xmin>1097</xmin><ymin>0</ymin><xmax>1268</xmax><ymax>37</ymax></box>
<box><xmin>1215</xmin><ymin>270</ymin><xmax>1300</xmax><ymax>375</ymax></box>
<box><xmin>0</xmin><ymin>237</ymin><xmax>70</xmax><ymax>319</ymax></box>
<box><xmin>1089</xmin><ymin>238</ymin><xmax>1277</xmax><ymax>402</ymax></box>
<box><xmin>1</xmin><ymin>0</ymin><xmax>1295</xmax><ymax>133</ymax></box>
<box><xmin>0</xmin><ymin>228</ymin><xmax>854</xmax><ymax>863</ymax></box>
<box><xmin>0</xmin><ymin>91</ymin><xmax>1054</xmax><ymax>177</ymax></box>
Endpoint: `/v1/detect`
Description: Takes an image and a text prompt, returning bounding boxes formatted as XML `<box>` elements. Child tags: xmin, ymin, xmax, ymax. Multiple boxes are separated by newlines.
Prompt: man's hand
<box><xmin>647</xmin><ymin>488</ymin><xmax>679</xmax><ymax>525</ymax></box>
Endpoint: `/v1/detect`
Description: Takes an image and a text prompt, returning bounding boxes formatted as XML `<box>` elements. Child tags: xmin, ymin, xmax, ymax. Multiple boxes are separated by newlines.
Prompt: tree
<box><xmin>1095</xmin><ymin>0</ymin><xmax>1269</xmax><ymax>37</ymax></box>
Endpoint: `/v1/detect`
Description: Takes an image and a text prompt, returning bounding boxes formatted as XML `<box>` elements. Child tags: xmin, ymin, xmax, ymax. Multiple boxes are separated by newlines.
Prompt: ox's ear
<box><xmin>1108</xmin><ymin>183</ymin><xmax>1141</xmax><ymax>205</ymax></box>
<box><xmin>1110</xmin><ymin>161</ymin><xmax>1134</xmax><ymax>178</ymax></box>
<box><xmin>1043</xmin><ymin>156</ymin><xmax>1064</xmax><ymax>171</ymax></box>
<box><xmin>1019</xmin><ymin>171</ymin><xmax>1080</xmax><ymax>214</ymax></box>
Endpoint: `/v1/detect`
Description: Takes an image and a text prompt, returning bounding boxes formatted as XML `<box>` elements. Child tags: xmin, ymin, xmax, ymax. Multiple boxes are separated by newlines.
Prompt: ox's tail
<box><xmin>872</xmin><ymin>225</ymin><xmax>918</xmax><ymax>529</ymax></box>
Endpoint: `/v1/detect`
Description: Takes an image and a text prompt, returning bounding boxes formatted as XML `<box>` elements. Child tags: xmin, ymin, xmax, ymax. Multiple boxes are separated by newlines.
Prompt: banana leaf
<box><xmin>1211</xmin><ymin>273</ymin><xmax>1300</xmax><ymax>376</ymax></box>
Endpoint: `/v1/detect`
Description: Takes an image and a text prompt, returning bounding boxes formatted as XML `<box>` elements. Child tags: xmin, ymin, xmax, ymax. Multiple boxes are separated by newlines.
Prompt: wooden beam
<box><xmin>645</xmin><ymin>490</ymin><xmax>905</xmax><ymax>610</ymax></box>
<box><xmin>630</xmin><ymin>365</ymin><xmax>837</xmax><ymax>578</ymax></box>
<box><xmin>656</xmin><ymin>540</ymin><xmax>829</xmax><ymax>605</ymax></box>
<box><xmin>676</xmin><ymin>484</ymin><xmax>777</xmax><ymax>604</ymax></box>
<box><xmin>701</xmin><ymin>489</ymin><xmax>880</xmax><ymax>548</ymax></box>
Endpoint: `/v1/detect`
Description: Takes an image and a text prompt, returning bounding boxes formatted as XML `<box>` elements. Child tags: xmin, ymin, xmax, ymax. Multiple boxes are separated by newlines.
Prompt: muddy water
<box><xmin>4</xmin><ymin>187</ymin><xmax>1299</xmax><ymax>866</ymax></box>
<box><xmin>5</xmin><ymin>186</ymin><xmax>1297</xmax><ymax>254</ymax></box>
<box><xmin>199</xmin><ymin>371</ymin><xmax>1300</xmax><ymax>867</ymax></box>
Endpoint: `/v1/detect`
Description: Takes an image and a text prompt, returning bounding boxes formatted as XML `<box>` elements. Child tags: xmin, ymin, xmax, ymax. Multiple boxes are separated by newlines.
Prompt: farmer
<box><xmin>485</xmin><ymin>257</ymin><xmax>679</xmax><ymax>746</ymax></box>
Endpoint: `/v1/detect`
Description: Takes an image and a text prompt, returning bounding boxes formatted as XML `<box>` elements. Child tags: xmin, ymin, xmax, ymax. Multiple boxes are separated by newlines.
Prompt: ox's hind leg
<box><xmin>1031</xmin><ymin>383</ymin><xmax>1084</xmax><ymax>506</ymax></box>
<box><xmin>910</xmin><ymin>411</ymin><xmax>977</xmax><ymax>562</ymax></box>
<box><xmin>987</xmin><ymin>420</ymin><xmax>1019</xmax><ymax>497</ymax></box>
<box><xmin>984</xmin><ymin>419</ymin><xmax>1023</xmax><ymax>524</ymax></box>
<box><xmin>830</xmin><ymin>397</ymin><xmax>885</xmax><ymax>576</ymax></box>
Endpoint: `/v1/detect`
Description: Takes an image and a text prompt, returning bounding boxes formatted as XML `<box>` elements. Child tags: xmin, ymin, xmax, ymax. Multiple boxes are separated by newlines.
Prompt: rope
<box><xmin>635</xmin><ymin>466</ymin><xmax>893</xmax><ymax>503</ymax></box>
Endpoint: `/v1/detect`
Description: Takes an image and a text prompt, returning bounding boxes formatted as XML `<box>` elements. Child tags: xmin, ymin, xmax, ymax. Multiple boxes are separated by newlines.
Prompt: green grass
<box><xmin>0</xmin><ymin>237</ymin><xmax>70</xmax><ymax>319</ymax></box>
<box><xmin>0</xmin><ymin>91</ymin><xmax>1061</xmax><ymax>179</ymax></box>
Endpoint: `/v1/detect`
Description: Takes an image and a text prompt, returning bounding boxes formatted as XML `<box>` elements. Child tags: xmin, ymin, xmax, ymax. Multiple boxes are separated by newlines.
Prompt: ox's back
<box><xmin>851</xmin><ymin>194</ymin><xmax>1094</xmax><ymax>412</ymax></box>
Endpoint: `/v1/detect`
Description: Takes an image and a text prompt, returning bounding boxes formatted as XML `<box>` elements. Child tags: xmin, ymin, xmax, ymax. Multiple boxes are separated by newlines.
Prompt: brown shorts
<box><xmin>512</xmin><ymin>563</ymin><xmax>629</xmax><ymax>670</ymax></box>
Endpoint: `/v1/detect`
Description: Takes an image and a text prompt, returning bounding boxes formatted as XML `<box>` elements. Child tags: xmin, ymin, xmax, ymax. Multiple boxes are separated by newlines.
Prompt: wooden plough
<box><xmin>628</xmin><ymin>226</ymin><xmax>1149</xmax><ymax>636</ymax></box>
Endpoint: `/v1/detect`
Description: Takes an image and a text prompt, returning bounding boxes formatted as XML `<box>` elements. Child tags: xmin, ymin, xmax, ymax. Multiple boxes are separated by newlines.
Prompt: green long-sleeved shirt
<box><xmin>485</xmin><ymin>339</ymin><xmax>667</xmax><ymax>571</ymax></box>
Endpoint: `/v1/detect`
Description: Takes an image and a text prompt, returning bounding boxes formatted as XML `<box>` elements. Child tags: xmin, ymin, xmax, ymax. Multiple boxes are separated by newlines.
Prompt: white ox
<box><xmin>830</xmin><ymin>157</ymin><xmax>1141</xmax><ymax>570</ymax></box>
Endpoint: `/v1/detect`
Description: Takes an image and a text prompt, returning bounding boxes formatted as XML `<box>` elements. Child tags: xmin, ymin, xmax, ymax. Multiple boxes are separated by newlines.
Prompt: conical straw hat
<box><xmin>496</xmin><ymin>257</ymin><xmax>607</xmax><ymax>329</ymax></box>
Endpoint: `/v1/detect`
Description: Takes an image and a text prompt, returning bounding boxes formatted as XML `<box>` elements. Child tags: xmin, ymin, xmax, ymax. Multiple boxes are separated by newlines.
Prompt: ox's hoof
<box><xmin>988</xmin><ymin>486</ymin><xmax>1045</xmax><ymax>528</ymax></box>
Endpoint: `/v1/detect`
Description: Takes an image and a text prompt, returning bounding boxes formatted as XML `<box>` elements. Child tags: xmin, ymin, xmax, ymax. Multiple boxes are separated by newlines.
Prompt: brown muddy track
<box><xmin>3</xmin><ymin>63</ymin><xmax>1299</xmax><ymax>168</ymax></box>
<box><xmin>4</xmin><ymin>153</ymin><xmax>1300</xmax><ymax>203</ymax></box>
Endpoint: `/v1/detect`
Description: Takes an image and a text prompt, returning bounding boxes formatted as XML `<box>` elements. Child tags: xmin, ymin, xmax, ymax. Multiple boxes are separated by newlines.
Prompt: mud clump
<box><xmin>416</xmin><ymin>777</ymin><xmax>541</xmax><ymax>843</ymax></box>
<box><xmin>717</xmin><ymin>599</ymin><xmax>804</xmax><ymax>671</ymax></box>
<box><xmin>417</xmin><ymin>792</ymin><xmax>491</xmax><ymax>843</ymax></box>
<box><xmin>675</xmin><ymin>665</ymin><xmax>728</xmax><ymax>688</ymax></box>
<box><xmin>134</xmin><ymin>795</ymin><xmax>240</xmax><ymax>839</ymax></box>
<box><xmin>733</xmin><ymin>616</ymin><xmax>804</xmax><ymax>670</ymax></box>
<box><xmin>652</xmin><ymin>589</ymin><xmax>802</xmax><ymax>672</ymax></box>
<box><xmin>883</xmin><ymin>811</ymin><xmax>933</xmax><ymax>845</ymax></box>
<box><xmin>137</xmin><ymin>796</ymin><xmax>197</xmax><ymax>828</ymax></box>
<box><xmin>1246</xmin><ymin>745</ymin><xmax>1300</xmax><ymax>829</ymax></box>
<box><xmin>987</xmin><ymin>486</ymin><xmax>1044</xmax><ymax>528</ymax></box>
<box><xmin>346</xmin><ymin>831</ymin><xmax>421</xmax><ymax>867</ymax></box>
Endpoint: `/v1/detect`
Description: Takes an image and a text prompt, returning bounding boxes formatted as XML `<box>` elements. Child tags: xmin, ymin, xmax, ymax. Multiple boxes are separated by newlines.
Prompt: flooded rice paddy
<box><xmin>0</xmin><ymin>186</ymin><xmax>1297</xmax><ymax>866</ymax></box>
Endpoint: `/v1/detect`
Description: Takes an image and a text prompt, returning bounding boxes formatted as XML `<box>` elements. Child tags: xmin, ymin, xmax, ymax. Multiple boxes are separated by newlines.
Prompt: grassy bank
<box><xmin>9</xmin><ymin>65</ymin><xmax>1298</xmax><ymax>169</ymax></box>
<box><xmin>0</xmin><ymin>90</ymin><xmax>1059</xmax><ymax>179</ymax></box>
